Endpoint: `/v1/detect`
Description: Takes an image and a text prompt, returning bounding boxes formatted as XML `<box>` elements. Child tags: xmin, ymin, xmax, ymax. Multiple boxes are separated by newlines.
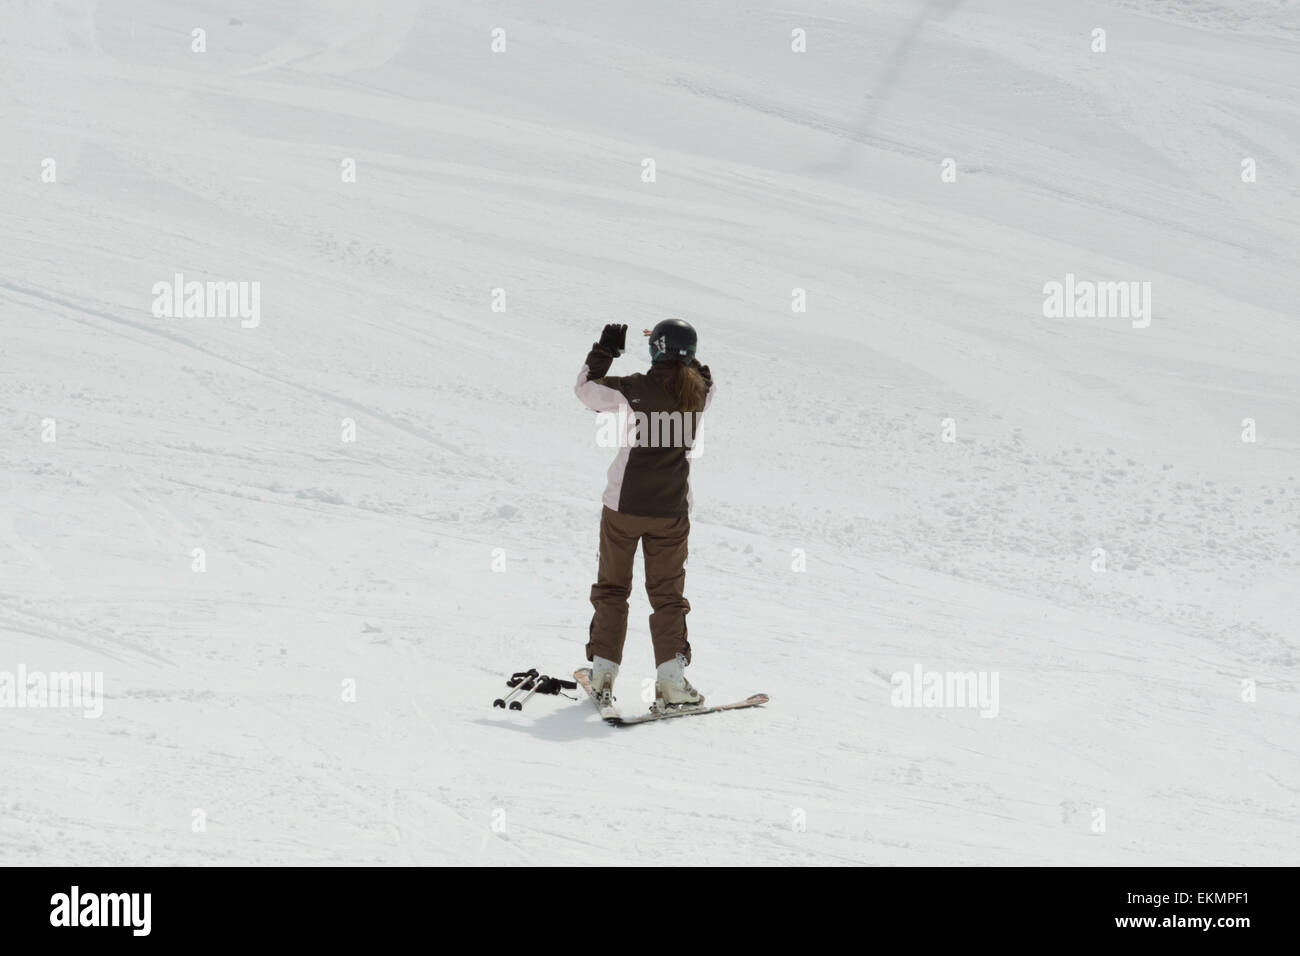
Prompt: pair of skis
<box><xmin>573</xmin><ymin>668</ymin><xmax>769</xmax><ymax>727</ymax></box>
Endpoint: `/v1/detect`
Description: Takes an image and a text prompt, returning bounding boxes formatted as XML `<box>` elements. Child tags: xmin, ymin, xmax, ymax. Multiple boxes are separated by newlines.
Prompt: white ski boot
<box><xmin>590</xmin><ymin>656</ymin><xmax>619</xmax><ymax>708</ymax></box>
<box><xmin>654</xmin><ymin>653</ymin><xmax>704</xmax><ymax>713</ymax></box>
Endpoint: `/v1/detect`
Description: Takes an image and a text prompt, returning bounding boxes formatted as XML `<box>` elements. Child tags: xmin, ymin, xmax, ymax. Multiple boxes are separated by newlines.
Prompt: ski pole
<box><xmin>509</xmin><ymin>674</ymin><xmax>550</xmax><ymax>711</ymax></box>
<box><xmin>497</xmin><ymin>671</ymin><xmax>539</xmax><ymax>708</ymax></box>
<box><xmin>493</xmin><ymin>669</ymin><xmax>538</xmax><ymax>708</ymax></box>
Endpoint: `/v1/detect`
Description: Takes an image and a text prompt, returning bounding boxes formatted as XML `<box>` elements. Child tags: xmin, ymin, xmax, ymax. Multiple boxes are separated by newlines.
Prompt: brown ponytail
<box><xmin>665</xmin><ymin>361</ymin><xmax>708</xmax><ymax>413</ymax></box>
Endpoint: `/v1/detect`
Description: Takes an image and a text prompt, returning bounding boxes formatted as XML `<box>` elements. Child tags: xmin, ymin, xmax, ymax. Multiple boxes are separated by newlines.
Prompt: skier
<box><xmin>574</xmin><ymin>319</ymin><xmax>714</xmax><ymax>712</ymax></box>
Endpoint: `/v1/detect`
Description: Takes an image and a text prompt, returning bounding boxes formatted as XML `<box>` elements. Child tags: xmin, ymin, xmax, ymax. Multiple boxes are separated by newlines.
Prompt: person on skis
<box><xmin>574</xmin><ymin>319</ymin><xmax>714</xmax><ymax>712</ymax></box>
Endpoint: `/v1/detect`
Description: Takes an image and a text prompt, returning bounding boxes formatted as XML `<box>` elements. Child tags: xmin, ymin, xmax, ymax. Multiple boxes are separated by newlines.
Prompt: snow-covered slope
<box><xmin>2</xmin><ymin>0</ymin><xmax>1297</xmax><ymax>865</ymax></box>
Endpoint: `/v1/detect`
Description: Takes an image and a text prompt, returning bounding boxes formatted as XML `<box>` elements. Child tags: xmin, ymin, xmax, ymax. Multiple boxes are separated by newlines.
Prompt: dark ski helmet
<box><xmin>648</xmin><ymin>318</ymin><xmax>697</xmax><ymax>363</ymax></box>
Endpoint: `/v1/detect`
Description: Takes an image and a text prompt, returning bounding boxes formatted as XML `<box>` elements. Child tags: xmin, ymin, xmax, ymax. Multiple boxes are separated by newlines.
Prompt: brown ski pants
<box><xmin>586</xmin><ymin>506</ymin><xmax>692</xmax><ymax>667</ymax></box>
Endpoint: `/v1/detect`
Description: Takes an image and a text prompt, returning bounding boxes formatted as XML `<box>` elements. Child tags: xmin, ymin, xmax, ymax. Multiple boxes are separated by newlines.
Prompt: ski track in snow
<box><xmin>1</xmin><ymin>0</ymin><xmax>1297</xmax><ymax>864</ymax></box>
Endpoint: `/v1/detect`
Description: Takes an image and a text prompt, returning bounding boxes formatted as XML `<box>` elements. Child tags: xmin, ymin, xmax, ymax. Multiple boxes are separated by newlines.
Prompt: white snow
<box><xmin>1</xmin><ymin>0</ymin><xmax>1297</xmax><ymax>865</ymax></box>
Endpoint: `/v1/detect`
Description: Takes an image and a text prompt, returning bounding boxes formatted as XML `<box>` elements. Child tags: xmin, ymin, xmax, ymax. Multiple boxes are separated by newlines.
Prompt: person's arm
<box><xmin>575</xmin><ymin>324</ymin><xmax>628</xmax><ymax>412</ymax></box>
<box><xmin>693</xmin><ymin>359</ymin><xmax>716</xmax><ymax>411</ymax></box>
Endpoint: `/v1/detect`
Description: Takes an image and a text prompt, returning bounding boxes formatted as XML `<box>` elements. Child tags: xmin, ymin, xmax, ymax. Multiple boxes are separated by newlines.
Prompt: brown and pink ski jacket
<box><xmin>575</xmin><ymin>344</ymin><xmax>714</xmax><ymax>517</ymax></box>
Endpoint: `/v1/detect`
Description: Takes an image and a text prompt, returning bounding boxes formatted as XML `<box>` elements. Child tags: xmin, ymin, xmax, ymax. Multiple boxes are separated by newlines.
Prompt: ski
<box><xmin>616</xmin><ymin>692</ymin><xmax>771</xmax><ymax>725</ymax></box>
<box><xmin>573</xmin><ymin>667</ymin><xmax>623</xmax><ymax>723</ymax></box>
<box><xmin>574</xmin><ymin>668</ymin><xmax>769</xmax><ymax>727</ymax></box>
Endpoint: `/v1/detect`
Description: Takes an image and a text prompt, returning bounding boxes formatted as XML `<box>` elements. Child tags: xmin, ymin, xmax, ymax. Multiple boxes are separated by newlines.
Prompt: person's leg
<box><xmin>641</xmin><ymin>514</ymin><xmax>692</xmax><ymax>667</ymax></box>
<box><xmin>586</xmin><ymin>507</ymin><xmax>640</xmax><ymax>665</ymax></box>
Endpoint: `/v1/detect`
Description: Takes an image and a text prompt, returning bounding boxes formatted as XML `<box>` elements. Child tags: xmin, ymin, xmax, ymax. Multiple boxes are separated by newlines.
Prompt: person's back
<box><xmin>577</xmin><ymin>348</ymin><xmax>711</xmax><ymax>517</ymax></box>
<box><xmin>574</xmin><ymin>319</ymin><xmax>714</xmax><ymax>713</ymax></box>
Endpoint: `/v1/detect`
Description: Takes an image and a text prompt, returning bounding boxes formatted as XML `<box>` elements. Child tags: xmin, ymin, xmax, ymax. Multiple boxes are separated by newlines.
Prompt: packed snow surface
<box><xmin>2</xmin><ymin>0</ymin><xmax>1298</xmax><ymax>864</ymax></box>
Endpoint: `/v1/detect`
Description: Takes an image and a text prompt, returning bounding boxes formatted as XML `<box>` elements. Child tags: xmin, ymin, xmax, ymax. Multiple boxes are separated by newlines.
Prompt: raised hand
<box><xmin>599</xmin><ymin>323</ymin><xmax>628</xmax><ymax>356</ymax></box>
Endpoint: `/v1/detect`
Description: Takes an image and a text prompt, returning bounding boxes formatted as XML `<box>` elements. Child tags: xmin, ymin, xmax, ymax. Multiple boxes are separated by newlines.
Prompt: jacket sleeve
<box><xmin>575</xmin><ymin>343</ymin><xmax>627</xmax><ymax>412</ymax></box>
<box><xmin>695</xmin><ymin>360</ymin><xmax>716</xmax><ymax>412</ymax></box>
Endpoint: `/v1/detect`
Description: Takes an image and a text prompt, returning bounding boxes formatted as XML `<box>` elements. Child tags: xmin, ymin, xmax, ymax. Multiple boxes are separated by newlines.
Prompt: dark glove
<box><xmin>598</xmin><ymin>323</ymin><xmax>628</xmax><ymax>356</ymax></box>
